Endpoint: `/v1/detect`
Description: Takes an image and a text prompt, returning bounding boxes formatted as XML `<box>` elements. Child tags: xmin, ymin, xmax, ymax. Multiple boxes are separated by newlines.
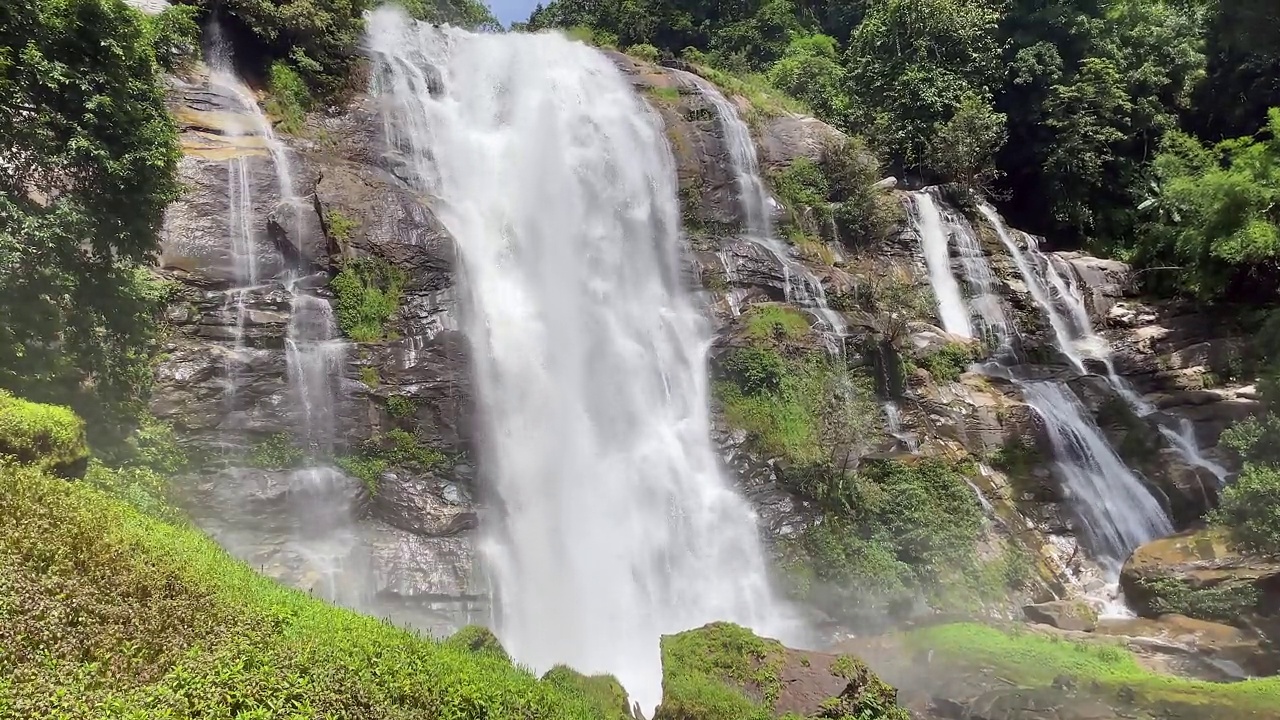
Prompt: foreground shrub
<box><xmin>0</xmin><ymin>390</ymin><xmax>88</xmax><ymax>477</ymax></box>
<box><xmin>0</xmin><ymin>464</ymin><xmax>600</xmax><ymax>718</ymax></box>
<box><xmin>1212</xmin><ymin>463</ymin><xmax>1280</xmax><ymax>554</ymax></box>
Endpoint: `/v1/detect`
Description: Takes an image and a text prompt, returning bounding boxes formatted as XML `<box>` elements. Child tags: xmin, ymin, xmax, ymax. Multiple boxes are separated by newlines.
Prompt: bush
<box><xmin>823</xmin><ymin>137</ymin><xmax>899</xmax><ymax>248</ymax></box>
<box><xmin>0</xmin><ymin>390</ymin><xmax>89</xmax><ymax>477</ymax></box>
<box><xmin>337</xmin><ymin>429</ymin><xmax>450</xmax><ymax>494</ymax></box>
<box><xmin>386</xmin><ymin>395</ymin><xmax>417</xmax><ymax>418</ymax></box>
<box><xmin>627</xmin><ymin>43</ymin><xmax>659</xmax><ymax>62</ymax></box>
<box><xmin>0</xmin><ymin>463</ymin><xmax>602</xmax><ymax>717</ymax></box>
<box><xmin>331</xmin><ymin>257</ymin><xmax>406</xmax><ymax>343</ymax></box>
<box><xmin>918</xmin><ymin>341</ymin><xmax>981</xmax><ymax>383</ymax></box>
<box><xmin>247</xmin><ymin>432</ymin><xmax>304</xmax><ymax>470</ymax></box>
<box><xmin>443</xmin><ymin>625</ymin><xmax>510</xmax><ymax>661</ymax></box>
<box><xmin>770</xmin><ymin>157</ymin><xmax>831</xmax><ymax>239</ymax></box>
<box><xmin>1137</xmin><ymin>575</ymin><xmax>1261</xmax><ymax>623</ymax></box>
<box><xmin>1212</xmin><ymin>463</ymin><xmax>1280</xmax><ymax>553</ymax></box>
<box><xmin>542</xmin><ymin>665</ymin><xmax>631</xmax><ymax>720</ymax></box>
<box><xmin>397</xmin><ymin>0</ymin><xmax>500</xmax><ymax>28</ymax></box>
<box><xmin>266</xmin><ymin>60</ymin><xmax>311</xmax><ymax>135</ymax></box>
<box><xmin>720</xmin><ymin>347</ymin><xmax>789</xmax><ymax>396</ymax></box>
<box><xmin>143</xmin><ymin>2</ymin><xmax>201</xmax><ymax>70</ymax></box>
<box><xmin>324</xmin><ymin>208</ymin><xmax>359</xmax><ymax>243</ymax></box>
<box><xmin>743</xmin><ymin>304</ymin><xmax>811</xmax><ymax>342</ymax></box>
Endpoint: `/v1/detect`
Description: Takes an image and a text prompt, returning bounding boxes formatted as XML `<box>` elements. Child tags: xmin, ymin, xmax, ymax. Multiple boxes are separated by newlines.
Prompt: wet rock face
<box><xmin>1120</xmin><ymin>528</ymin><xmax>1280</xmax><ymax>629</ymax></box>
<box><xmin>154</xmin><ymin>62</ymin><xmax>482</xmax><ymax>633</ymax></box>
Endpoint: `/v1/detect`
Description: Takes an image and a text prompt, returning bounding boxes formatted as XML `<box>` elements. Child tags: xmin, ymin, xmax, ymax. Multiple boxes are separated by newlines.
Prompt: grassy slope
<box><xmin>908</xmin><ymin>623</ymin><xmax>1280</xmax><ymax>715</ymax></box>
<box><xmin>0</xmin><ymin>461</ymin><xmax>599</xmax><ymax>719</ymax></box>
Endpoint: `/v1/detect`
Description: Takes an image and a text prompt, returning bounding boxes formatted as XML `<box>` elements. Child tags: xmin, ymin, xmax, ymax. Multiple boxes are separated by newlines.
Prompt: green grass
<box><xmin>331</xmin><ymin>257</ymin><xmax>406</xmax><ymax>343</ymax></box>
<box><xmin>906</xmin><ymin>623</ymin><xmax>1280</xmax><ymax>713</ymax></box>
<box><xmin>687</xmin><ymin>62</ymin><xmax>809</xmax><ymax>119</ymax></box>
<box><xmin>324</xmin><ymin>208</ymin><xmax>358</xmax><ymax>243</ymax></box>
<box><xmin>542</xmin><ymin>666</ymin><xmax>631</xmax><ymax>720</ymax></box>
<box><xmin>359</xmin><ymin>365</ymin><xmax>380</xmax><ymax>388</ymax></box>
<box><xmin>0</xmin><ymin>461</ymin><xmax>602</xmax><ymax>718</ymax></box>
<box><xmin>743</xmin><ymin>304</ymin><xmax>811</xmax><ymax>342</ymax></box>
<box><xmin>0</xmin><ymin>388</ymin><xmax>88</xmax><ymax>476</ymax></box>
<box><xmin>644</xmin><ymin>85</ymin><xmax>683</xmax><ymax>103</ymax></box>
<box><xmin>443</xmin><ymin>625</ymin><xmax>510</xmax><ymax>662</ymax></box>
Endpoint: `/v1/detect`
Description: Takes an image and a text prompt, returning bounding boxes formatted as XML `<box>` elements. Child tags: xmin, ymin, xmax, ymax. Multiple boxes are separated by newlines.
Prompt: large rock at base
<box><xmin>1023</xmin><ymin>600</ymin><xmax>1099</xmax><ymax>632</ymax></box>
<box><xmin>654</xmin><ymin>622</ymin><xmax>908</xmax><ymax>720</ymax></box>
<box><xmin>1120</xmin><ymin>528</ymin><xmax>1280</xmax><ymax>627</ymax></box>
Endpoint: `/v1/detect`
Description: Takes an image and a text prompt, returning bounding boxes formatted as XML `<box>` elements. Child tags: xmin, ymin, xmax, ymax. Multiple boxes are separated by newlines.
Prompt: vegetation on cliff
<box><xmin>527</xmin><ymin>0</ymin><xmax>1280</xmax><ymax>302</ymax></box>
<box><xmin>908</xmin><ymin>623</ymin><xmax>1280</xmax><ymax>714</ymax></box>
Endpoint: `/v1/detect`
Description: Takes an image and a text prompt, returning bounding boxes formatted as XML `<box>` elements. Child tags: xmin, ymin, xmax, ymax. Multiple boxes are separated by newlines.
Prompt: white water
<box><xmin>882</xmin><ymin>401</ymin><xmax>918</xmax><ymax>453</ymax></box>
<box><xmin>677</xmin><ymin>70</ymin><xmax>846</xmax><ymax>349</ymax></box>
<box><xmin>369</xmin><ymin>11</ymin><xmax>796</xmax><ymax>711</ymax></box>
<box><xmin>907</xmin><ymin>193</ymin><xmax>1171</xmax><ymax>573</ymax></box>
<box><xmin>908</xmin><ymin>191</ymin><xmax>973</xmax><ymax>338</ymax></box>
<box><xmin>978</xmin><ymin>203</ymin><xmax>1227</xmax><ymax>490</ymax></box>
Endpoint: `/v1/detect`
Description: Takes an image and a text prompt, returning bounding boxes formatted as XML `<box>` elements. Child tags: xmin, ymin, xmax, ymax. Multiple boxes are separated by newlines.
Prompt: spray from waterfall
<box><xmin>368</xmin><ymin>10</ymin><xmax>799</xmax><ymax>712</ymax></box>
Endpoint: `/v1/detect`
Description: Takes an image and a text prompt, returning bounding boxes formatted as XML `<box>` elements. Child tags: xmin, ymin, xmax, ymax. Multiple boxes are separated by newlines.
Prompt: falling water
<box><xmin>882</xmin><ymin>401</ymin><xmax>918</xmax><ymax>453</ymax></box>
<box><xmin>904</xmin><ymin>192</ymin><xmax>1172</xmax><ymax>572</ymax></box>
<box><xmin>907</xmin><ymin>191</ymin><xmax>972</xmax><ymax>338</ymax></box>
<box><xmin>368</xmin><ymin>10</ymin><xmax>796</xmax><ymax>711</ymax></box>
<box><xmin>200</xmin><ymin>24</ymin><xmax>358</xmax><ymax>609</ymax></box>
<box><xmin>676</xmin><ymin>70</ymin><xmax>846</xmax><ymax>348</ymax></box>
<box><xmin>978</xmin><ymin>203</ymin><xmax>1227</xmax><ymax>489</ymax></box>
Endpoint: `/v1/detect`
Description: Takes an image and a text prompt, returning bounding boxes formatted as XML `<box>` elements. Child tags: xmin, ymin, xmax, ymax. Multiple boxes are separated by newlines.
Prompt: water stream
<box><xmin>676</xmin><ymin>70</ymin><xmax>847</xmax><ymax>351</ymax></box>
<box><xmin>368</xmin><ymin>10</ymin><xmax>798</xmax><ymax>711</ymax></box>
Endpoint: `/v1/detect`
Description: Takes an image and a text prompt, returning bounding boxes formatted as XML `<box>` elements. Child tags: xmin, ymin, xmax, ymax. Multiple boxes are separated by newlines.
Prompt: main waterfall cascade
<box><xmin>905</xmin><ymin>190</ymin><xmax>1174</xmax><ymax>574</ymax></box>
<box><xmin>367</xmin><ymin>8</ymin><xmax>797</xmax><ymax>712</ymax></box>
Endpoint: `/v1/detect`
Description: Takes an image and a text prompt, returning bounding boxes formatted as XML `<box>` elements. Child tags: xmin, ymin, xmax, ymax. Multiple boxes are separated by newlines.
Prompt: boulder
<box><xmin>1022</xmin><ymin>600</ymin><xmax>1099</xmax><ymax>632</ymax></box>
<box><xmin>1120</xmin><ymin>528</ymin><xmax>1280</xmax><ymax>627</ymax></box>
<box><xmin>655</xmin><ymin>622</ymin><xmax>908</xmax><ymax>720</ymax></box>
<box><xmin>369</xmin><ymin>466</ymin><xmax>477</xmax><ymax>537</ymax></box>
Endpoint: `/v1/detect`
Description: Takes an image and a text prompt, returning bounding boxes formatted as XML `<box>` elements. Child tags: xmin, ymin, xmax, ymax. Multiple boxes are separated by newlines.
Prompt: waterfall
<box><xmin>201</xmin><ymin>25</ymin><xmax>358</xmax><ymax>609</ymax></box>
<box><xmin>675</xmin><ymin>70</ymin><xmax>846</xmax><ymax>348</ymax></box>
<box><xmin>368</xmin><ymin>10</ymin><xmax>797</xmax><ymax>712</ymax></box>
<box><xmin>907</xmin><ymin>191</ymin><xmax>972</xmax><ymax>338</ymax></box>
<box><xmin>978</xmin><ymin>203</ymin><xmax>1228</xmax><ymax>487</ymax></box>
<box><xmin>906</xmin><ymin>190</ymin><xmax>1170</xmax><ymax>572</ymax></box>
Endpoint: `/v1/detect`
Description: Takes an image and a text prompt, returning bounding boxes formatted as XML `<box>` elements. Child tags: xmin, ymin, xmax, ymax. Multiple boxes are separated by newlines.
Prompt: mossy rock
<box><xmin>654</xmin><ymin>622</ymin><xmax>907</xmax><ymax>720</ymax></box>
<box><xmin>0</xmin><ymin>390</ymin><xmax>89</xmax><ymax>478</ymax></box>
<box><xmin>1120</xmin><ymin>528</ymin><xmax>1279</xmax><ymax>625</ymax></box>
<box><xmin>442</xmin><ymin>624</ymin><xmax>510</xmax><ymax>661</ymax></box>
<box><xmin>542</xmin><ymin>665</ymin><xmax>632</xmax><ymax>720</ymax></box>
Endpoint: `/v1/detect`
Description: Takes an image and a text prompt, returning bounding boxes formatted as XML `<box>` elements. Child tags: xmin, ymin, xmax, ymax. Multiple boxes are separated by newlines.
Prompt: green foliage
<box><xmin>1136</xmin><ymin>575</ymin><xmax>1261</xmax><ymax>623</ymax></box>
<box><xmin>0</xmin><ymin>390</ymin><xmax>88</xmax><ymax>477</ymax></box>
<box><xmin>338</xmin><ymin>429</ymin><xmax>451</xmax><ymax>494</ymax></box>
<box><xmin>929</xmin><ymin>90</ymin><xmax>1007</xmax><ymax>190</ymax></box>
<box><xmin>181</xmin><ymin>0</ymin><xmax>371</xmax><ymax>97</ymax></box>
<box><xmin>247</xmin><ymin>432</ymin><xmax>304</xmax><ymax>470</ymax></box>
<box><xmin>0</xmin><ymin>463</ymin><xmax>604</xmax><ymax>718</ymax></box>
<box><xmin>986</xmin><ymin>436</ymin><xmax>1040</xmax><ymax>478</ymax></box>
<box><xmin>655</xmin><ymin>622</ymin><xmax>786</xmax><ymax>720</ymax></box>
<box><xmin>744</xmin><ymin>304</ymin><xmax>811</xmax><ymax>342</ymax></box>
<box><xmin>786</xmin><ymin>458</ymin><xmax>986</xmax><ymax>613</ymax></box>
<box><xmin>325</xmin><ymin>209</ymin><xmax>359</xmax><ymax>242</ymax></box>
<box><xmin>396</xmin><ymin>0</ymin><xmax>500</xmax><ymax>28</ymax></box>
<box><xmin>1134</xmin><ymin>109</ymin><xmax>1280</xmax><ymax>300</ymax></box>
<box><xmin>717</xmin><ymin>349</ymin><xmax>878</xmax><ymax>467</ymax></box>
<box><xmin>359</xmin><ymin>364</ymin><xmax>380</xmax><ymax>388</ymax></box>
<box><xmin>542</xmin><ymin>666</ymin><xmax>631</xmax><ymax>720</ymax></box>
<box><xmin>845</xmin><ymin>0</ymin><xmax>1005</xmax><ymax>171</ymax></box>
<box><xmin>265</xmin><ymin>60</ymin><xmax>311</xmax><ymax>135</ymax></box>
<box><xmin>628</xmin><ymin>43</ymin><xmax>660</xmax><ymax>62</ymax></box>
<box><xmin>443</xmin><ymin>625</ymin><xmax>511</xmax><ymax>662</ymax></box>
<box><xmin>331</xmin><ymin>257</ymin><xmax>406</xmax><ymax>343</ymax></box>
<box><xmin>906</xmin><ymin>622</ymin><xmax>1280</xmax><ymax>712</ymax></box>
<box><xmin>143</xmin><ymin>2</ymin><xmax>201</xmax><ymax>70</ymax></box>
<box><xmin>646</xmin><ymin>85</ymin><xmax>683</xmax><ymax>103</ymax></box>
<box><xmin>768</xmin><ymin>33</ymin><xmax>849</xmax><ymax>123</ymax></box>
<box><xmin>386</xmin><ymin>394</ymin><xmax>417</xmax><ymax>418</ymax></box>
<box><xmin>918</xmin><ymin>341</ymin><xmax>980</xmax><ymax>383</ymax></box>
<box><xmin>0</xmin><ymin>0</ymin><xmax>180</xmax><ymax>427</ymax></box>
<box><xmin>771</xmin><ymin>157</ymin><xmax>831</xmax><ymax>237</ymax></box>
<box><xmin>1211</xmin><ymin>463</ymin><xmax>1280</xmax><ymax>554</ymax></box>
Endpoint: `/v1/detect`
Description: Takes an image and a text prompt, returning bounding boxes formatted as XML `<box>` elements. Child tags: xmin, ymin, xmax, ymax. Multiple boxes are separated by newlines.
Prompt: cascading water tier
<box><xmin>368</xmin><ymin>9</ymin><xmax>798</xmax><ymax>712</ymax></box>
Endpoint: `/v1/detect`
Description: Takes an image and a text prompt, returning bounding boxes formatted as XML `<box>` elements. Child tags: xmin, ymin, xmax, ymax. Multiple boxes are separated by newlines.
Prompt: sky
<box><xmin>488</xmin><ymin>0</ymin><xmax>541</xmax><ymax>26</ymax></box>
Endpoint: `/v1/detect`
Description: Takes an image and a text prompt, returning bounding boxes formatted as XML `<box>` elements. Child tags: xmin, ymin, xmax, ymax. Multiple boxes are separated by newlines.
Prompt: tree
<box><xmin>0</xmin><ymin>0</ymin><xmax>180</xmax><ymax>430</ymax></box>
<box><xmin>929</xmin><ymin>90</ymin><xmax>1007</xmax><ymax>190</ymax></box>
<box><xmin>843</xmin><ymin>0</ymin><xmax>1007</xmax><ymax>173</ymax></box>
<box><xmin>768</xmin><ymin>33</ymin><xmax>849</xmax><ymax>123</ymax></box>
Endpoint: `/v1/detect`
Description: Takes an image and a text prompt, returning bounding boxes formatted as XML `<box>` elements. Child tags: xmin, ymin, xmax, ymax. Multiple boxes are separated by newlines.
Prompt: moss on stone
<box><xmin>542</xmin><ymin>665</ymin><xmax>631</xmax><ymax>720</ymax></box>
<box><xmin>654</xmin><ymin>622</ymin><xmax>786</xmax><ymax>720</ymax></box>
<box><xmin>0</xmin><ymin>390</ymin><xmax>89</xmax><ymax>477</ymax></box>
